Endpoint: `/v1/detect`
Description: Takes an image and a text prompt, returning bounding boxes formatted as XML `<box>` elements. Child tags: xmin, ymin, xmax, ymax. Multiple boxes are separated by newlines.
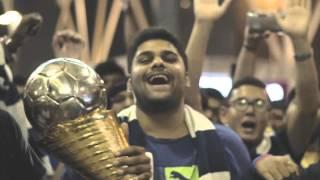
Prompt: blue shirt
<box><xmin>144</xmin><ymin>124</ymin><xmax>253</xmax><ymax>180</ymax></box>
<box><xmin>62</xmin><ymin>124</ymin><xmax>253</xmax><ymax>180</ymax></box>
<box><xmin>145</xmin><ymin>134</ymin><xmax>198</xmax><ymax>179</ymax></box>
<box><xmin>63</xmin><ymin>105</ymin><xmax>254</xmax><ymax>180</ymax></box>
<box><xmin>215</xmin><ymin>124</ymin><xmax>254</xmax><ymax>179</ymax></box>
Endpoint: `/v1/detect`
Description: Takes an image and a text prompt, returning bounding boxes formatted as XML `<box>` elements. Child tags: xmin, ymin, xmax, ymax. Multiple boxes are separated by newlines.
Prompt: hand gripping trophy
<box><xmin>23</xmin><ymin>58</ymin><xmax>129</xmax><ymax>179</ymax></box>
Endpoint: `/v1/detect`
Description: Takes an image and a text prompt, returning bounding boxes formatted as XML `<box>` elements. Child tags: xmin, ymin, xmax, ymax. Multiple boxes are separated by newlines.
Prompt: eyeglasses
<box><xmin>231</xmin><ymin>98</ymin><xmax>268</xmax><ymax>112</ymax></box>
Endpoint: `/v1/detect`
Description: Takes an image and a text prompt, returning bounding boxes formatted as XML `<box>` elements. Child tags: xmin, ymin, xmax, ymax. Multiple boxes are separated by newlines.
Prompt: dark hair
<box><xmin>201</xmin><ymin>88</ymin><xmax>226</xmax><ymax>109</ymax></box>
<box><xmin>205</xmin><ymin>88</ymin><xmax>225</xmax><ymax>101</ymax></box>
<box><xmin>95</xmin><ymin>60</ymin><xmax>125</xmax><ymax>77</ymax></box>
<box><xmin>228</xmin><ymin>77</ymin><xmax>267</xmax><ymax>99</ymax></box>
<box><xmin>270</xmin><ymin>99</ymin><xmax>287</xmax><ymax>111</ymax></box>
<box><xmin>106</xmin><ymin>78</ymin><xmax>128</xmax><ymax>108</ymax></box>
<box><xmin>200</xmin><ymin>89</ymin><xmax>209</xmax><ymax>110</ymax></box>
<box><xmin>127</xmin><ymin>27</ymin><xmax>188</xmax><ymax>73</ymax></box>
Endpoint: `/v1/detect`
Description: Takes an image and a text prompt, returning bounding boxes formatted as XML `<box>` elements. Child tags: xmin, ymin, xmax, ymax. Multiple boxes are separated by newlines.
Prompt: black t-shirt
<box><xmin>0</xmin><ymin>109</ymin><xmax>45</xmax><ymax>180</ymax></box>
<box><xmin>249</xmin><ymin>131</ymin><xmax>303</xmax><ymax>163</ymax></box>
<box><xmin>297</xmin><ymin>162</ymin><xmax>320</xmax><ymax>180</ymax></box>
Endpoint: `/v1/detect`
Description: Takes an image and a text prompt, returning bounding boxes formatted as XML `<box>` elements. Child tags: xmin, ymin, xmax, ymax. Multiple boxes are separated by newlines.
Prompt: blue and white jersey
<box><xmin>118</xmin><ymin>105</ymin><xmax>243</xmax><ymax>180</ymax></box>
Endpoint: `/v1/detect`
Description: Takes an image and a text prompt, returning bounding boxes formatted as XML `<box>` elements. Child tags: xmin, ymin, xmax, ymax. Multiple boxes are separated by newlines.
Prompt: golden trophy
<box><xmin>23</xmin><ymin>58</ymin><xmax>129</xmax><ymax>179</ymax></box>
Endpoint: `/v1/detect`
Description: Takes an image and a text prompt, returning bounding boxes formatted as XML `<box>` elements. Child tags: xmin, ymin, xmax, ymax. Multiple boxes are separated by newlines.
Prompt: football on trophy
<box><xmin>23</xmin><ymin>58</ymin><xmax>106</xmax><ymax>136</ymax></box>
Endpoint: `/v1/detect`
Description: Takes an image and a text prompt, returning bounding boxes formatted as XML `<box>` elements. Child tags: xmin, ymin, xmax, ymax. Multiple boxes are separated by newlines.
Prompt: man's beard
<box><xmin>133</xmin><ymin>88</ymin><xmax>184</xmax><ymax>114</ymax></box>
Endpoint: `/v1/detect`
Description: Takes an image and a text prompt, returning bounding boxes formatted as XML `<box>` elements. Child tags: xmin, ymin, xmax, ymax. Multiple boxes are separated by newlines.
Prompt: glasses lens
<box><xmin>254</xmin><ymin>99</ymin><xmax>267</xmax><ymax>111</ymax></box>
<box><xmin>233</xmin><ymin>98</ymin><xmax>248</xmax><ymax>111</ymax></box>
<box><xmin>233</xmin><ymin>98</ymin><xmax>267</xmax><ymax>112</ymax></box>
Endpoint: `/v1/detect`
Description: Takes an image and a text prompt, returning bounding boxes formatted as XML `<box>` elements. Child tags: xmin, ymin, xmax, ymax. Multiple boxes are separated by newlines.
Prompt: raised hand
<box><xmin>276</xmin><ymin>0</ymin><xmax>311</xmax><ymax>38</ymax></box>
<box><xmin>194</xmin><ymin>0</ymin><xmax>232</xmax><ymax>22</ymax></box>
<box><xmin>52</xmin><ymin>30</ymin><xmax>85</xmax><ymax>59</ymax></box>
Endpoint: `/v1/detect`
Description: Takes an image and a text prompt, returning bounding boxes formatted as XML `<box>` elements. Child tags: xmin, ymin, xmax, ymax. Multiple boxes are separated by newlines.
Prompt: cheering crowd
<box><xmin>0</xmin><ymin>0</ymin><xmax>320</xmax><ymax>179</ymax></box>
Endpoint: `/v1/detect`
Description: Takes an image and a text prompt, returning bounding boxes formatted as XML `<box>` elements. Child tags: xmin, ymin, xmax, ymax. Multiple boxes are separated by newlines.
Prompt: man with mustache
<box><xmin>119</xmin><ymin>26</ymin><xmax>243</xmax><ymax>180</ymax></box>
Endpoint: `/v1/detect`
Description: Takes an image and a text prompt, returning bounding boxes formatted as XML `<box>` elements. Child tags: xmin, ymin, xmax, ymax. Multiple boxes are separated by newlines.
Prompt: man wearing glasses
<box><xmin>220</xmin><ymin>0</ymin><xmax>320</xmax><ymax>165</ymax></box>
<box><xmin>220</xmin><ymin>74</ymin><xmax>318</xmax><ymax>164</ymax></box>
<box><xmin>221</xmin><ymin>78</ymin><xmax>276</xmax><ymax>160</ymax></box>
<box><xmin>219</xmin><ymin>73</ymin><xmax>320</xmax><ymax>180</ymax></box>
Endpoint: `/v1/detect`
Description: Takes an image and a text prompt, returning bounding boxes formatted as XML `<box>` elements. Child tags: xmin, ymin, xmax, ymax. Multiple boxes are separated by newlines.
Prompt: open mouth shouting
<box><xmin>241</xmin><ymin>119</ymin><xmax>257</xmax><ymax>133</ymax></box>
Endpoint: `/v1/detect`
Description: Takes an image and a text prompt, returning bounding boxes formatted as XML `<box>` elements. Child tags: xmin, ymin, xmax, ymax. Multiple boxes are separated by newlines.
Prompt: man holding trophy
<box><xmin>22</xmin><ymin>0</ymin><xmax>247</xmax><ymax>179</ymax></box>
<box><xmin>23</xmin><ymin>31</ymin><xmax>241</xmax><ymax>180</ymax></box>
<box><xmin>23</xmin><ymin>58</ymin><xmax>151</xmax><ymax>180</ymax></box>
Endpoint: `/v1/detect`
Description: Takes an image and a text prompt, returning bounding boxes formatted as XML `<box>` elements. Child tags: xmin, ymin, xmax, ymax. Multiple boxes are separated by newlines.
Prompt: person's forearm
<box><xmin>186</xmin><ymin>20</ymin><xmax>213</xmax><ymax>86</ymax></box>
<box><xmin>233</xmin><ymin>27</ymin><xmax>263</xmax><ymax>83</ymax></box>
<box><xmin>286</xmin><ymin>36</ymin><xmax>320</xmax><ymax>158</ymax></box>
<box><xmin>233</xmin><ymin>46</ymin><xmax>256</xmax><ymax>82</ymax></box>
<box><xmin>292</xmin><ymin>36</ymin><xmax>319</xmax><ymax>113</ymax></box>
<box><xmin>185</xmin><ymin>20</ymin><xmax>213</xmax><ymax>111</ymax></box>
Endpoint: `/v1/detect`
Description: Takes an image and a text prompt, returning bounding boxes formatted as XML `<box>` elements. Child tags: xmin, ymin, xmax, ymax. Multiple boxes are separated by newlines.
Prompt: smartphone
<box><xmin>247</xmin><ymin>12</ymin><xmax>282</xmax><ymax>33</ymax></box>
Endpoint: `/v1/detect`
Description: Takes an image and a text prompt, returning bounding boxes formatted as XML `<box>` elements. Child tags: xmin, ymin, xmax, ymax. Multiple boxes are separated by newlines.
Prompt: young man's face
<box><xmin>224</xmin><ymin>85</ymin><xmax>269</xmax><ymax>146</ymax></box>
<box><xmin>269</xmin><ymin>108</ymin><xmax>286</xmax><ymax>132</ymax></box>
<box><xmin>203</xmin><ymin>97</ymin><xmax>222</xmax><ymax>123</ymax></box>
<box><xmin>129</xmin><ymin>39</ymin><xmax>189</xmax><ymax>112</ymax></box>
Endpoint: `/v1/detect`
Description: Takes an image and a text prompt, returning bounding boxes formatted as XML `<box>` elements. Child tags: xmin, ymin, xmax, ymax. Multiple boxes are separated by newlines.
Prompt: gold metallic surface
<box><xmin>24</xmin><ymin>58</ymin><xmax>106</xmax><ymax>137</ymax></box>
<box><xmin>41</xmin><ymin>108</ymin><xmax>128</xmax><ymax>180</ymax></box>
<box><xmin>24</xmin><ymin>58</ymin><xmax>132</xmax><ymax>179</ymax></box>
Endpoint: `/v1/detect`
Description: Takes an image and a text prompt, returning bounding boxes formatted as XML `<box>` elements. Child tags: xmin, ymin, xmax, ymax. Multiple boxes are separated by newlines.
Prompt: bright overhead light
<box><xmin>266</xmin><ymin>83</ymin><xmax>284</xmax><ymax>101</ymax></box>
<box><xmin>199</xmin><ymin>72</ymin><xmax>232</xmax><ymax>97</ymax></box>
